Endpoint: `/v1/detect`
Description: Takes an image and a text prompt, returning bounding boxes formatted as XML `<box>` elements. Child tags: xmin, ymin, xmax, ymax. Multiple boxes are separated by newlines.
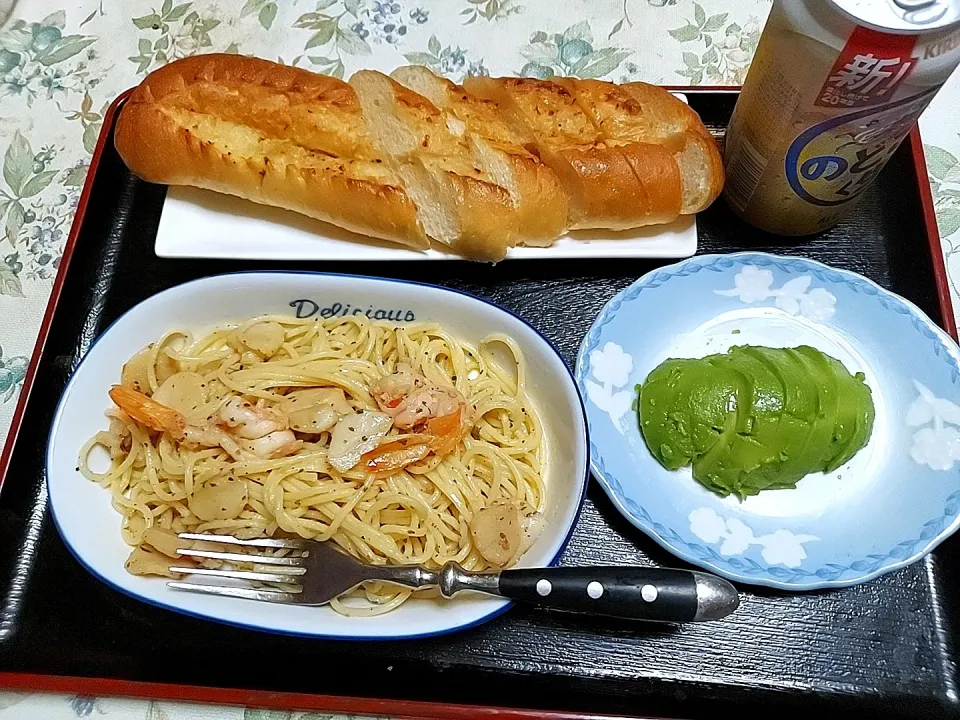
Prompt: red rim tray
<box><xmin>0</xmin><ymin>88</ymin><xmax>956</xmax><ymax>719</ymax></box>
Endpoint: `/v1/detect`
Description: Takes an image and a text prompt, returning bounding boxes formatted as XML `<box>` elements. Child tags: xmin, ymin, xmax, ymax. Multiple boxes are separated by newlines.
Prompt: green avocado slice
<box><xmin>823</xmin><ymin>361</ymin><xmax>876</xmax><ymax>472</ymax></box>
<box><xmin>744</xmin><ymin>345</ymin><xmax>819</xmax><ymax>423</ymax></box>
<box><xmin>691</xmin><ymin>410</ymin><xmax>741</xmax><ymax>496</ymax></box>
<box><xmin>727</xmin><ymin>348</ymin><xmax>811</xmax><ymax>497</ymax></box>
<box><xmin>739</xmin><ymin>346</ymin><xmax>815</xmax><ymax>486</ymax></box>
<box><xmin>637</xmin><ymin>345</ymin><xmax>875</xmax><ymax>498</ymax></box>
<box><xmin>638</xmin><ymin>358</ymin><xmax>732</xmax><ymax>470</ymax></box>
<box><xmin>708</xmin><ymin>350</ymin><xmax>786</xmax><ymax>497</ymax></box>
<box><xmin>790</xmin><ymin>346</ymin><xmax>840</xmax><ymax>471</ymax></box>
<box><xmin>691</xmin><ymin>354</ymin><xmax>759</xmax><ymax>494</ymax></box>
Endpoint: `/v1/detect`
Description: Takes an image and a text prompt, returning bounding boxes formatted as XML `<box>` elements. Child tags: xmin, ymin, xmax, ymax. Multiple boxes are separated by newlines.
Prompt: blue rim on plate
<box><xmin>576</xmin><ymin>252</ymin><xmax>960</xmax><ymax>591</ymax></box>
<box><xmin>47</xmin><ymin>271</ymin><xmax>590</xmax><ymax>640</ymax></box>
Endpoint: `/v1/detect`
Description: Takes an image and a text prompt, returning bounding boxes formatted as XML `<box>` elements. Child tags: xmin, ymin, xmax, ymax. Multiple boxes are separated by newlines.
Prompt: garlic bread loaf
<box><xmin>115</xmin><ymin>54</ymin><xmax>431</xmax><ymax>250</ymax></box>
<box><xmin>115</xmin><ymin>54</ymin><xmax>724</xmax><ymax>261</ymax></box>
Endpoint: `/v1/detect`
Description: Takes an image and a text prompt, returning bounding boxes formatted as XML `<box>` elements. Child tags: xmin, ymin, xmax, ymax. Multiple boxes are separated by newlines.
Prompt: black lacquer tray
<box><xmin>0</xmin><ymin>90</ymin><xmax>956</xmax><ymax>719</ymax></box>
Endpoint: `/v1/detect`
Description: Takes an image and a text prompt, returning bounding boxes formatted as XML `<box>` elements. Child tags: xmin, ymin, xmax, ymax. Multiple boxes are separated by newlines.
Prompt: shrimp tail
<box><xmin>361</xmin><ymin>407</ymin><xmax>467</xmax><ymax>475</ymax></box>
<box><xmin>362</xmin><ymin>439</ymin><xmax>431</xmax><ymax>475</ymax></box>
<box><xmin>109</xmin><ymin>385</ymin><xmax>187</xmax><ymax>439</ymax></box>
<box><xmin>424</xmin><ymin>407</ymin><xmax>466</xmax><ymax>457</ymax></box>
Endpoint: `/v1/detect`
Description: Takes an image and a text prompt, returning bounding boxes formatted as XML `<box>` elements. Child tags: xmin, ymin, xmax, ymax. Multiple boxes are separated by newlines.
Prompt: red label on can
<box><xmin>816</xmin><ymin>26</ymin><xmax>918</xmax><ymax>109</ymax></box>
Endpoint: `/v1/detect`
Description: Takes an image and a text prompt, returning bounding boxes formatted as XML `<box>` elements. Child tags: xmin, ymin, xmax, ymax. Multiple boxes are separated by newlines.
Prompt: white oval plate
<box><xmin>47</xmin><ymin>272</ymin><xmax>589</xmax><ymax>639</ymax></box>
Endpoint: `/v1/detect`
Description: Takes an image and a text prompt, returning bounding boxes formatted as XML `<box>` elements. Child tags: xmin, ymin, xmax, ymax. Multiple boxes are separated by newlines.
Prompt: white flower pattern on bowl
<box><xmin>585</xmin><ymin>341</ymin><xmax>634</xmax><ymax>434</ymax></box>
<box><xmin>689</xmin><ymin>508</ymin><xmax>818</xmax><ymax>568</ymax></box>
<box><xmin>907</xmin><ymin>381</ymin><xmax>960</xmax><ymax>471</ymax></box>
<box><xmin>715</xmin><ymin>265</ymin><xmax>837</xmax><ymax>322</ymax></box>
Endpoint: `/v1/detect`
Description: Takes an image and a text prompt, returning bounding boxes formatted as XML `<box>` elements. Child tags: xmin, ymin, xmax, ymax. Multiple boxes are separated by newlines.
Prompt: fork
<box><xmin>167</xmin><ymin>533</ymin><xmax>740</xmax><ymax>623</ymax></box>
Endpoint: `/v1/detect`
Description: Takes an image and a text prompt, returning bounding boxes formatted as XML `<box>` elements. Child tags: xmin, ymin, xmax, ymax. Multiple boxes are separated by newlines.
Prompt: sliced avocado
<box><xmin>692</xmin><ymin>410</ymin><xmax>741</xmax><ymax>496</ymax></box>
<box><xmin>708</xmin><ymin>349</ymin><xmax>786</xmax><ymax>498</ymax></box>
<box><xmin>726</xmin><ymin>346</ymin><xmax>785</xmax><ymax>420</ymax></box>
<box><xmin>639</xmin><ymin>359</ymin><xmax>732</xmax><ymax>469</ymax></box>
<box><xmin>790</xmin><ymin>346</ymin><xmax>840</xmax><ymax>470</ymax></box>
<box><xmin>743</xmin><ymin>345</ymin><xmax>818</xmax><ymax>423</ymax></box>
<box><xmin>693</xmin><ymin>354</ymin><xmax>757</xmax><ymax>490</ymax></box>
<box><xmin>638</xmin><ymin>361</ymin><xmax>690</xmax><ymax>470</ymax></box>
<box><xmin>726</xmin><ymin>348</ymin><xmax>811</xmax><ymax>497</ymax></box>
<box><xmin>637</xmin><ymin>345</ymin><xmax>875</xmax><ymax>499</ymax></box>
<box><xmin>823</xmin><ymin>364</ymin><xmax>876</xmax><ymax>472</ymax></box>
<box><xmin>736</xmin><ymin>414</ymin><xmax>818</xmax><ymax>495</ymax></box>
<box><xmin>740</xmin><ymin>346</ymin><xmax>816</xmax><ymax>483</ymax></box>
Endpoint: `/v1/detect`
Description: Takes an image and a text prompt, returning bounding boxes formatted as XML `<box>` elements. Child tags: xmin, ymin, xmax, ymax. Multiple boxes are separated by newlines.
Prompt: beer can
<box><xmin>724</xmin><ymin>0</ymin><xmax>960</xmax><ymax>236</ymax></box>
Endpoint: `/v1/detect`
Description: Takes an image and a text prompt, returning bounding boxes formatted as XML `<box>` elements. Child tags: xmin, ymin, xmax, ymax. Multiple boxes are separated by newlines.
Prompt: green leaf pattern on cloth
<box><xmin>129</xmin><ymin>2</ymin><xmax>223</xmax><ymax>73</ymax></box>
<box><xmin>461</xmin><ymin>0</ymin><xmax>523</xmax><ymax>25</ymax></box>
<box><xmin>518</xmin><ymin>21</ymin><xmax>632</xmax><ymax>79</ymax></box>
<box><xmin>0</xmin><ymin>0</ymin><xmax>959</xmax><ymax>713</ymax></box>
<box><xmin>668</xmin><ymin>2</ymin><xmax>761</xmax><ymax>84</ymax></box>
<box><xmin>925</xmin><ymin>140</ymin><xmax>960</xmax><ymax>302</ymax></box>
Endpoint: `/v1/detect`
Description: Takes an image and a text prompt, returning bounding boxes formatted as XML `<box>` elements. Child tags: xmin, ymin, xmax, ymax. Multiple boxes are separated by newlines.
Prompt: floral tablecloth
<box><xmin>0</xmin><ymin>0</ymin><xmax>958</xmax><ymax>717</ymax></box>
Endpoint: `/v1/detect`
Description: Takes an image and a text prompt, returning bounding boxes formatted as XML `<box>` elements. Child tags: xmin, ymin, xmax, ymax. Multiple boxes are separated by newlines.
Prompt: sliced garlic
<box><xmin>153</xmin><ymin>371</ymin><xmax>207</xmax><ymax>424</ymax></box>
<box><xmin>189</xmin><ymin>476</ymin><xmax>249</xmax><ymax>521</ymax></box>
<box><xmin>280</xmin><ymin>388</ymin><xmax>353</xmax><ymax>433</ymax></box>
<box><xmin>125</xmin><ymin>546</ymin><xmax>180</xmax><ymax>578</ymax></box>
<box><xmin>240</xmin><ymin>321</ymin><xmax>285</xmax><ymax>357</ymax></box>
<box><xmin>121</xmin><ymin>344</ymin><xmax>153</xmax><ymax>394</ymax></box>
<box><xmin>328</xmin><ymin>411</ymin><xmax>393</xmax><ymax>473</ymax></box>
<box><xmin>141</xmin><ymin>527</ymin><xmax>183</xmax><ymax>558</ymax></box>
<box><xmin>470</xmin><ymin>500</ymin><xmax>522</xmax><ymax>567</ymax></box>
<box><xmin>517</xmin><ymin>512</ymin><xmax>545</xmax><ymax>557</ymax></box>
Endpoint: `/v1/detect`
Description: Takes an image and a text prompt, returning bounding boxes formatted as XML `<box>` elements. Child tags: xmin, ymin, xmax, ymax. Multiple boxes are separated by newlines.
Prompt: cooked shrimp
<box><xmin>362</xmin><ymin>365</ymin><xmax>474</xmax><ymax>475</ymax></box>
<box><xmin>109</xmin><ymin>385</ymin><xmax>298</xmax><ymax>460</ymax></box>
<box><xmin>108</xmin><ymin>385</ymin><xmax>186</xmax><ymax>439</ymax></box>
<box><xmin>245</xmin><ymin>429</ymin><xmax>302</xmax><ymax>459</ymax></box>
<box><xmin>360</xmin><ymin>408</ymin><xmax>465</xmax><ymax>475</ymax></box>
<box><xmin>372</xmin><ymin>363</ymin><xmax>470</xmax><ymax>429</ymax></box>
<box><xmin>218</xmin><ymin>397</ymin><xmax>287</xmax><ymax>439</ymax></box>
<box><xmin>182</xmin><ymin>425</ymin><xmax>245</xmax><ymax>459</ymax></box>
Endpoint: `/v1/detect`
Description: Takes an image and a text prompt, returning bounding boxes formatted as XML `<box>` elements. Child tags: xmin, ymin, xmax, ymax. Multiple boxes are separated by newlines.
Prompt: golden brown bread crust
<box><xmin>348</xmin><ymin>69</ymin><xmax>520</xmax><ymax>261</ymax></box>
<box><xmin>115</xmin><ymin>55</ymin><xmax>429</xmax><ymax>249</ymax></box>
<box><xmin>120</xmin><ymin>54</ymin><xmax>376</xmax><ymax>159</ymax></box>
<box><xmin>464</xmin><ymin>75</ymin><xmax>722</xmax><ymax>223</ymax></box>
<box><xmin>390</xmin><ymin>66</ymin><xmax>568</xmax><ymax>246</ymax></box>
<box><xmin>618</xmin><ymin>81</ymin><xmax>724</xmax><ymax>210</ymax></box>
<box><xmin>462</xmin><ymin>76</ymin><xmax>670</xmax><ymax>229</ymax></box>
<box><xmin>116</xmin><ymin>55</ymin><xmax>723</xmax><ymax>259</ymax></box>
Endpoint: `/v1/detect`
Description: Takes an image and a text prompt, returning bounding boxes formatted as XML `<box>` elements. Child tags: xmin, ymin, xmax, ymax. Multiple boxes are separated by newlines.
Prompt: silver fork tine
<box><xmin>169</xmin><ymin>566</ymin><xmax>305</xmax><ymax>584</ymax></box>
<box><xmin>177</xmin><ymin>532</ymin><xmax>306</xmax><ymax>549</ymax></box>
<box><xmin>167</xmin><ymin>582</ymin><xmax>300</xmax><ymax>604</ymax></box>
<box><xmin>177</xmin><ymin>549</ymin><xmax>305</xmax><ymax>566</ymax></box>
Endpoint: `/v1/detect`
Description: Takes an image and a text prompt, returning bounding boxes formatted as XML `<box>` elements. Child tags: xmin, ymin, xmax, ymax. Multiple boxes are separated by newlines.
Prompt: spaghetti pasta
<box><xmin>79</xmin><ymin>314</ymin><xmax>546</xmax><ymax>616</ymax></box>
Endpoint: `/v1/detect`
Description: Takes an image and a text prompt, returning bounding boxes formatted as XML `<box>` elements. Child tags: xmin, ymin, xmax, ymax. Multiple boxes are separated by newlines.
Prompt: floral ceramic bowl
<box><xmin>576</xmin><ymin>252</ymin><xmax>960</xmax><ymax>590</ymax></box>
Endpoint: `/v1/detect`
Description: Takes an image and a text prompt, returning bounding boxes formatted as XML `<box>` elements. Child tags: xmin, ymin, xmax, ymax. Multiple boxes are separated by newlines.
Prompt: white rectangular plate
<box><xmin>154</xmin><ymin>90</ymin><xmax>698</xmax><ymax>262</ymax></box>
<box><xmin>154</xmin><ymin>185</ymin><xmax>698</xmax><ymax>261</ymax></box>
